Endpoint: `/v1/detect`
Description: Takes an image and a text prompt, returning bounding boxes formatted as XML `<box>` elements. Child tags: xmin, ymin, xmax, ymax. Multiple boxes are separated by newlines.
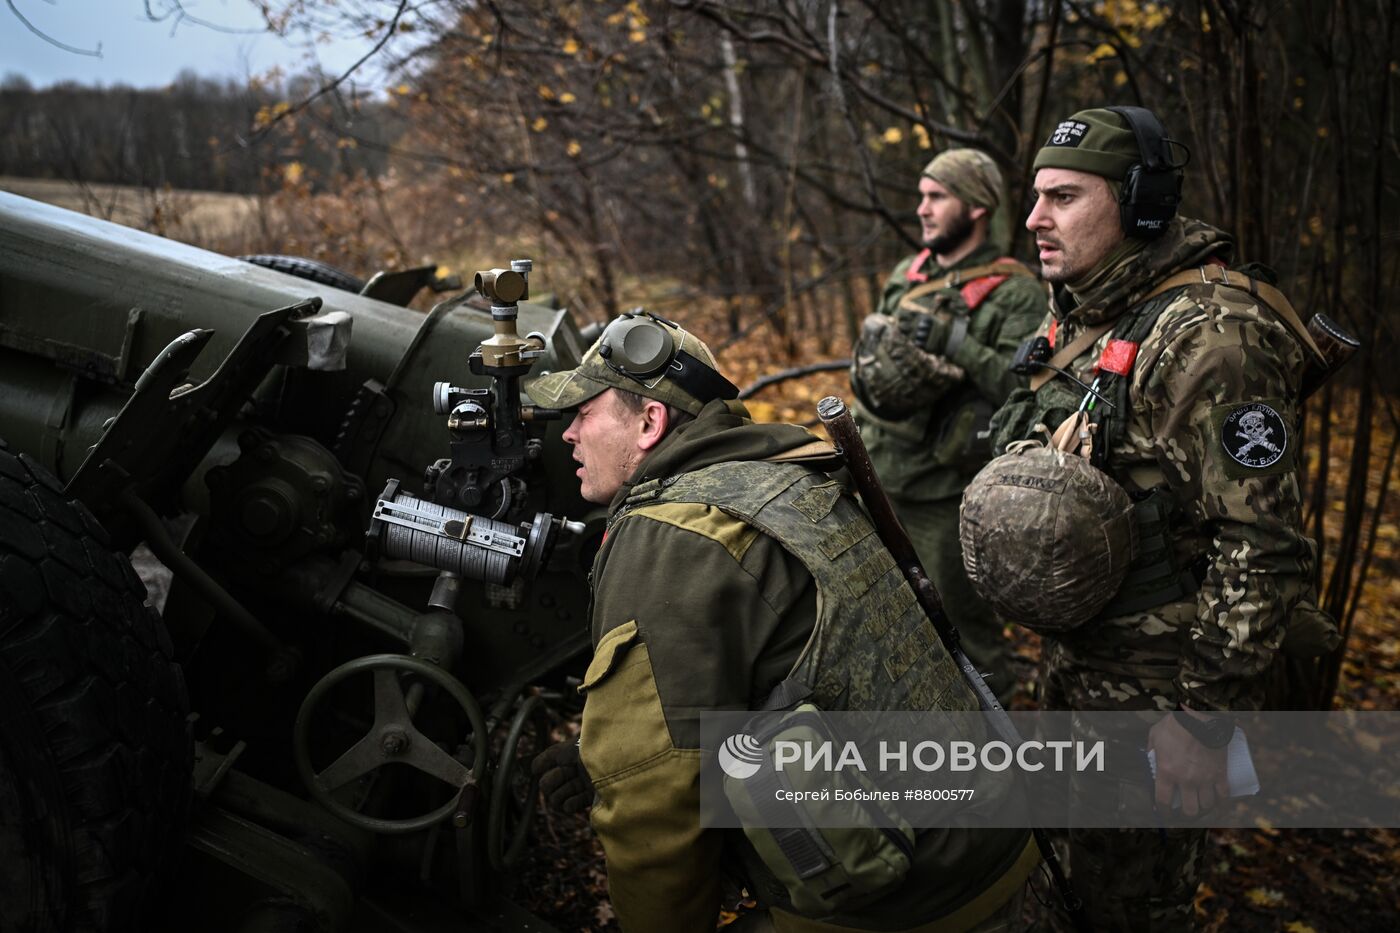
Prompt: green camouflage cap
<box><xmin>921</xmin><ymin>148</ymin><xmax>1003</xmax><ymax>209</ymax></box>
<box><xmin>1032</xmin><ymin>108</ymin><xmax>1141</xmax><ymax>180</ymax></box>
<box><xmin>524</xmin><ymin>313</ymin><xmax>734</xmax><ymax>416</ymax></box>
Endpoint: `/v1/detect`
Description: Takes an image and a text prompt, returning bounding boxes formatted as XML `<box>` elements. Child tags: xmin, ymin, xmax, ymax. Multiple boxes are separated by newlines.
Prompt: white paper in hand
<box><xmin>1146</xmin><ymin>728</ymin><xmax>1260</xmax><ymax>809</ymax></box>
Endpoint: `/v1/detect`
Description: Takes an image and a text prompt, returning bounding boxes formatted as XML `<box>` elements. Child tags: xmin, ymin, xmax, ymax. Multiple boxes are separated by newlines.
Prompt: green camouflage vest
<box><xmin>618</xmin><ymin>459</ymin><xmax>976</xmax><ymax>713</ymax></box>
<box><xmin>616</xmin><ymin>458</ymin><xmax>1032</xmax><ymax>926</ymax></box>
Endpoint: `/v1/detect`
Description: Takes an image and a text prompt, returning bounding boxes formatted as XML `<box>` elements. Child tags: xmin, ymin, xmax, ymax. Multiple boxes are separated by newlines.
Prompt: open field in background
<box><xmin>8</xmin><ymin>177</ymin><xmax>1399</xmax><ymax>930</ymax></box>
<box><xmin>0</xmin><ymin>174</ymin><xmax>547</xmax><ymax>306</ymax></box>
<box><xmin>0</xmin><ymin>176</ymin><xmax>267</xmax><ymax>243</ymax></box>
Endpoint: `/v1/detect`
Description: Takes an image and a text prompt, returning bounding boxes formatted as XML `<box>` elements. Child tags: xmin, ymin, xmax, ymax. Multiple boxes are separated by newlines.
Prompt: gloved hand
<box><xmin>895</xmin><ymin>289</ymin><xmax>969</xmax><ymax>354</ymax></box>
<box><xmin>532</xmin><ymin>739</ymin><xmax>594</xmax><ymax>814</ymax></box>
<box><xmin>894</xmin><ymin>307</ymin><xmax>950</xmax><ymax>354</ymax></box>
<box><xmin>850</xmin><ymin>313</ymin><xmax>966</xmax><ymax>419</ymax></box>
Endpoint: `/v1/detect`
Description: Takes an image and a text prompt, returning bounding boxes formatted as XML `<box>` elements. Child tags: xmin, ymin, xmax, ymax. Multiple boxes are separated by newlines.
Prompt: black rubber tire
<box><xmin>238</xmin><ymin>254</ymin><xmax>366</xmax><ymax>293</ymax></box>
<box><xmin>0</xmin><ymin>440</ymin><xmax>192</xmax><ymax>932</ymax></box>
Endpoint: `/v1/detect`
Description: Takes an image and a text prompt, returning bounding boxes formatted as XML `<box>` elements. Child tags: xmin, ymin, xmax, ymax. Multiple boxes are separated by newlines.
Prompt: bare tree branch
<box><xmin>143</xmin><ymin>0</ymin><xmax>266</xmax><ymax>36</ymax></box>
<box><xmin>240</xmin><ymin>0</ymin><xmax>410</xmax><ymax>144</ymax></box>
<box><xmin>5</xmin><ymin>0</ymin><xmax>101</xmax><ymax>56</ymax></box>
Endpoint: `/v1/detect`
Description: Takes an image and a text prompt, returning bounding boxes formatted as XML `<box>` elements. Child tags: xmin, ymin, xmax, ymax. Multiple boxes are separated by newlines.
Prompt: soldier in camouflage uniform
<box><xmin>850</xmin><ymin>149</ymin><xmax>1047</xmax><ymax>706</ymax></box>
<box><xmin>527</xmin><ymin>314</ymin><xmax>1036</xmax><ymax>932</ymax></box>
<box><xmin>986</xmin><ymin>107</ymin><xmax>1330</xmax><ymax>929</ymax></box>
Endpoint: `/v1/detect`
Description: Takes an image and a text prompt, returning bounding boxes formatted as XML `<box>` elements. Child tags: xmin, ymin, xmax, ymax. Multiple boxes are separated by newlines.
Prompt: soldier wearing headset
<box><xmin>527</xmin><ymin>314</ymin><xmax>1036</xmax><ymax>932</ymax></box>
<box><xmin>977</xmin><ymin>107</ymin><xmax>1331</xmax><ymax>930</ymax></box>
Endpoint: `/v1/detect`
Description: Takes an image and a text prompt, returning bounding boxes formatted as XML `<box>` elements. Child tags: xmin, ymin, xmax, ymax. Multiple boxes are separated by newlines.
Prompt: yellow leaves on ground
<box><xmin>1244</xmin><ymin>887</ymin><xmax>1286</xmax><ymax>907</ymax></box>
<box><xmin>745</xmin><ymin>400</ymin><xmax>779</xmax><ymax>423</ymax></box>
<box><xmin>560</xmin><ymin>92</ymin><xmax>577</xmax><ymax>104</ymax></box>
<box><xmin>1283</xmin><ymin>922</ymin><xmax>1318</xmax><ymax>933</ymax></box>
<box><xmin>566</xmin><ymin>140</ymin><xmax>582</xmax><ymax>158</ymax></box>
<box><xmin>881</xmin><ymin>127</ymin><xmax>903</xmax><ymax>145</ymax></box>
<box><xmin>563</xmin><ymin>38</ymin><xmax>580</xmax><ymax>55</ymax></box>
<box><xmin>282</xmin><ymin>162</ymin><xmax>304</xmax><ymax>185</ymax></box>
<box><xmin>912</xmin><ymin>124</ymin><xmax>931</xmax><ymax>149</ymax></box>
<box><xmin>532</xmin><ymin>117</ymin><xmax>549</xmax><ymax>132</ymax></box>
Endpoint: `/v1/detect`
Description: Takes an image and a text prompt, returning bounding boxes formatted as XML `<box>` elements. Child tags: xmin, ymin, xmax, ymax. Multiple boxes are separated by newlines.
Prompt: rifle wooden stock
<box><xmin>816</xmin><ymin>395</ymin><xmax>1087</xmax><ymax>928</ymax></box>
<box><xmin>816</xmin><ymin>396</ymin><xmax>996</xmax><ymax>712</ymax></box>
<box><xmin>1301</xmin><ymin>313</ymin><xmax>1361</xmax><ymax>401</ymax></box>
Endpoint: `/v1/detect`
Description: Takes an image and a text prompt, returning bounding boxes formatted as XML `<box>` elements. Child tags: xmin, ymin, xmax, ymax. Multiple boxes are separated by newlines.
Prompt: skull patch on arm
<box><xmin>1211</xmin><ymin>400</ymin><xmax>1295</xmax><ymax>479</ymax></box>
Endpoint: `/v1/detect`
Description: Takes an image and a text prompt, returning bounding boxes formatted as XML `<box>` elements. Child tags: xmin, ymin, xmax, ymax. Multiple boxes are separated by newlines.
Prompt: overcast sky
<box><xmin>2</xmin><ymin>0</ymin><xmax>385</xmax><ymax>89</ymax></box>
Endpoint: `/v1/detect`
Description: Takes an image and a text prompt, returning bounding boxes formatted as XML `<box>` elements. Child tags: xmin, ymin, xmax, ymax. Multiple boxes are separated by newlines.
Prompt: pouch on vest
<box><xmin>723</xmin><ymin>704</ymin><xmax>914</xmax><ymax>917</ymax></box>
<box><xmin>930</xmin><ymin>392</ymin><xmax>995</xmax><ymax>473</ymax></box>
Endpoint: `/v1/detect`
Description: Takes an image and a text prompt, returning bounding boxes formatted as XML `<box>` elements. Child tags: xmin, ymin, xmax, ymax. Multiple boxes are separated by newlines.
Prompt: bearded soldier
<box><xmin>528</xmin><ymin>314</ymin><xmax>1036</xmax><ymax>932</ymax></box>
<box><xmin>850</xmin><ymin>149</ymin><xmax>1046</xmax><ymax>706</ymax></box>
<box><xmin>965</xmin><ymin>107</ymin><xmax>1334</xmax><ymax>929</ymax></box>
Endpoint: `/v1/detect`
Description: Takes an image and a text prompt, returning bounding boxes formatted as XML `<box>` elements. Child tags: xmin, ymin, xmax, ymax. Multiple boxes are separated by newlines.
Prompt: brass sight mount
<box><xmin>475</xmin><ymin>267</ymin><xmax>529</xmax><ymax>305</ymax></box>
<box><xmin>473</xmin><ymin>259</ymin><xmax>543</xmax><ymax>371</ymax></box>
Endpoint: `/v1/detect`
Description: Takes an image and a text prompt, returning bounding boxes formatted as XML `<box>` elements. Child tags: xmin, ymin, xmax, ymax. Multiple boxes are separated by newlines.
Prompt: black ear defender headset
<box><xmin>595</xmin><ymin>311</ymin><xmax>740</xmax><ymax>404</ymax></box>
<box><xmin>1105</xmin><ymin>105</ymin><xmax>1190</xmax><ymax>239</ymax></box>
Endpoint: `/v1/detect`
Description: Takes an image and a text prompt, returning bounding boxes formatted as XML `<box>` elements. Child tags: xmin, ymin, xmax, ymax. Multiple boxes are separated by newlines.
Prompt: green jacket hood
<box><xmin>1053</xmin><ymin>216</ymin><xmax>1235</xmax><ymax>326</ymax></box>
<box><xmin>608</xmin><ymin>399</ymin><xmax>837</xmax><ymax>515</ymax></box>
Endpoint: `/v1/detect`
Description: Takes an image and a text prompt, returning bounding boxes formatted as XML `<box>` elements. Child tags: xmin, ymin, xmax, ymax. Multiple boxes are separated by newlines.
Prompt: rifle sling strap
<box><xmin>899</xmin><ymin>260</ymin><xmax>1034</xmax><ymax>308</ymax></box>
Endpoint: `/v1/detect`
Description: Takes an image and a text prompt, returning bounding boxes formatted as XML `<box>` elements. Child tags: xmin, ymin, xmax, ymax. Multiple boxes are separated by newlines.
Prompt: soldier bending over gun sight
<box><xmin>529</xmin><ymin>313</ymin><xmax>1036</xmax><ymax>932</ymax></box>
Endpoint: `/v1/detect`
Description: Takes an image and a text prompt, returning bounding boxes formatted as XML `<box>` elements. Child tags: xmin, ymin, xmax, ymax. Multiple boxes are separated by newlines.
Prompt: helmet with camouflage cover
<box><xmin>959</xmin><ymin>443</ymin><xmax>1138</xmax><ymax>633</ymax></box>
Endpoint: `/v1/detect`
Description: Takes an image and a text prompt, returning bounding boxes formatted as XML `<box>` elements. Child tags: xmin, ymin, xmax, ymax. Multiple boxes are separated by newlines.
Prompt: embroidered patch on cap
<box><xmin>1047</xmin><ymin>120</ymin><xmax>1090</xmax><ymax>147</ymax></box>
<box><xmin>1220</xmin><ymin>402</ymin><xmax>1287</xmax><ymax>469</ymax></box>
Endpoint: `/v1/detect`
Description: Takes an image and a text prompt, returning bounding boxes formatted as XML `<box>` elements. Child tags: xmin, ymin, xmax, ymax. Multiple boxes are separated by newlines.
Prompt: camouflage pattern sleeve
<box><xmin>948</xmin><ymin>275</ymin><xmax>1048</xmax><ymax>402</ymax></box>
<box><xmin>1135</xmin><ymin>289</ymin><xmax>1314</xmax><ymax>711</ymax></box>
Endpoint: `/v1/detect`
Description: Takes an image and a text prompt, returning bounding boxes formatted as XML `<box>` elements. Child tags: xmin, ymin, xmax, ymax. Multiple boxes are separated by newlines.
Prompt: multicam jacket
<box><xmin>989</xmin><ymin>217</ymin><xmax>1320</xmax><ymax>713</ymax></box>
<box><xmin>856</xmin><ymin>242</ymin><xmax>1048</xmax><ymax>502</ymax></box>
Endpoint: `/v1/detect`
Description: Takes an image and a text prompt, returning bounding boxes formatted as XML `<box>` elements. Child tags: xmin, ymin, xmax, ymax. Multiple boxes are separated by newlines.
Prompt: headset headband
<box><xmin>1106</xmin><ymin>105</ymin><xmax>1169</xmax><ymax>171</ymax></box>
<box><xmin>1104</xmin><ymin>106</ymin><xmax>1188</xmax><ymax>238</ymax></box>
<box><xmin>597</xmin><ymin>312</ymin><xmax>739</xmax><ymax>404</ymax></box>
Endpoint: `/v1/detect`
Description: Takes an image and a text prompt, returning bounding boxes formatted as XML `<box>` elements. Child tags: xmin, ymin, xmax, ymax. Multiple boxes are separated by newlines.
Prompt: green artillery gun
<box><xmin>0</xmin><ymin>191</ymin><xmax>608</xmax><ymax>932</ymax></box>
